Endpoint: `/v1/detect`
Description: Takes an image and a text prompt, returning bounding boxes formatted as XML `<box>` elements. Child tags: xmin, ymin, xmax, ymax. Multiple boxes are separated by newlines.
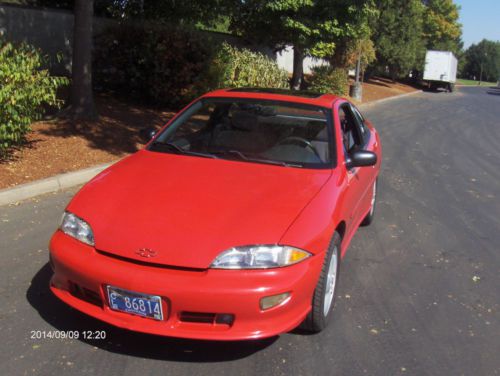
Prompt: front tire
<box><xmin>301</xmin><ymin>232</ymin><xmax>341</xmax><ymax>333</ymax></box>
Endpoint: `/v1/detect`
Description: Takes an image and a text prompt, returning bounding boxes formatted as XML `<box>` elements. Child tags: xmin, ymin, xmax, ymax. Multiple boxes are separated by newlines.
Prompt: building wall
<box><xmin>0</xmin><ymin>4</ymin><xmax>114</xmax><ymax>75</ymax></box>
<box><xmin>276</xmin><ymin>45</ymin><xmax>329</xmax><ymax>75</ymax></box>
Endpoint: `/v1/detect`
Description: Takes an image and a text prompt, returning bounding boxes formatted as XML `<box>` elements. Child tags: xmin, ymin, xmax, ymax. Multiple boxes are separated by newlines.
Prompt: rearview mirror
<box><xmin>140</xmin><ymin>127</ymin><xmax>157</xmax><ymax>142</ymax></box>
<box><xmin>346</xmin><ymin>150</ymin><xmax>377</xmax><ymax>169</ymax></box>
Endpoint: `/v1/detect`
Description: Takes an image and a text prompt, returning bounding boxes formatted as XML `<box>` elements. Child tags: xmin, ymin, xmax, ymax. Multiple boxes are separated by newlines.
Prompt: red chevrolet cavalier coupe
<box><xmin>49</xmin><ymin>88</ymin><xmax>381</xmax><ymax>340</ymax></box>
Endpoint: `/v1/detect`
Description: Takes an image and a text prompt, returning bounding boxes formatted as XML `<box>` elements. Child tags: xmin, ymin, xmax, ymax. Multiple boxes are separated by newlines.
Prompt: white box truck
<box><xmin>423</xmin><ymin>50</ymin><xmax>458</xmax><ymax>92</ymax></box>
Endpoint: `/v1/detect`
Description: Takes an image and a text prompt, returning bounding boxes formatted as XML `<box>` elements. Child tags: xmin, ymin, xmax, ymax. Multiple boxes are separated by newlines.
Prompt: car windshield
<box><xmin>149</xmin><ymin>98</ymin><xmax>333</xmax><ymax>168</ymax></box>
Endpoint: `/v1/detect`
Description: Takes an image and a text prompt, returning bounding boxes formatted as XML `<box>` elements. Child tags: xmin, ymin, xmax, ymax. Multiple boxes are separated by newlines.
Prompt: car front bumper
<box><xmin>49</xmin><ymin>231</ymin><xmax>324</xmax><ymax>340</ymax></box>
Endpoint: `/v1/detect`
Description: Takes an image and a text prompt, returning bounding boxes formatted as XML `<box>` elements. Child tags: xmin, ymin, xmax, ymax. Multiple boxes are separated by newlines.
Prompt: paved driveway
<box><xmin>1</xmin><ymin>87</ymin><xmax>499</xmax><ymax>376</ymax></box>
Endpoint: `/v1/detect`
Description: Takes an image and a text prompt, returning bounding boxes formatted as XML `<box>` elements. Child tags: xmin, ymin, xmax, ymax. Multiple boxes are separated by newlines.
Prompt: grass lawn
<box><xmin>457</xmin><ymin>78</ymin><xmax>498</xmax><ymax>86</ymax></box>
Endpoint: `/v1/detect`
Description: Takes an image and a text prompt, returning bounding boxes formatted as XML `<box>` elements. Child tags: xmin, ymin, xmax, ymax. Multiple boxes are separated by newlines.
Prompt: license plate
<box><xmin>106</xmin><ymin>286</ymin><xmax>163</xmax><ymax>320</ymax></box>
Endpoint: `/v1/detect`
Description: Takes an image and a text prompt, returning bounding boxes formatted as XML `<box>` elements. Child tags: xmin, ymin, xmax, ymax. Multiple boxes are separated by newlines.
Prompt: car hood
<box><xmin>67</xmin><ymin>150</ymin><xmax>331</xmax><ymax>269</ymax></box>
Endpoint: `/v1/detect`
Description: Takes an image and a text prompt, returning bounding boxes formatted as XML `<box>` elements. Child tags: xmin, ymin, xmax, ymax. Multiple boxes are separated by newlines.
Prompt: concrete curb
<box><xmin>0</xmin><ymin>162</ymin><xmax>112</xmax><ymax>207</ymax></box>
<box><xmin>359</xmin><ymin>90</ymin><xmax>423</xmax><ymax>108</ymax></box>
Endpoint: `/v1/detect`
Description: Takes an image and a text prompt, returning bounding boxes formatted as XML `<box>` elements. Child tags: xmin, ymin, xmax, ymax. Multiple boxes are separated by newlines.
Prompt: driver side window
<box><xmin>338</xmin><ymin>105</ymin><xmax>363</xmax><ymax>155</ymax></box>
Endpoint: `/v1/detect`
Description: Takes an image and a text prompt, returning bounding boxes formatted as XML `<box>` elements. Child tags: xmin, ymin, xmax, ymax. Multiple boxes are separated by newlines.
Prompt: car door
<box><xmin>337</xmin><ymin>103</ymin><xmax>374</xmax><ymax>233</ymax></box>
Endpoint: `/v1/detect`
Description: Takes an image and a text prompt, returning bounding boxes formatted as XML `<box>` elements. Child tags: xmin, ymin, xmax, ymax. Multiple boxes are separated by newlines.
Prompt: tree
<box><xmin>345</xmin><ymin>37</ymin><xmax>376</xmax><ymax>81</ymax></box>
<box><xmin>17</xmin><ymin>0</ymin><xmax>114</xmax><ymax>17</ymax></box>
<box><xmin>329</xmin><ymin>3</ymin><xmax>377</xmax><ymax>71</ymax></box>
<box><xmin>69</xmin><ymin>0</ymin><xmax>96</xmax><ymax>120</ymax></box>
<box><xmin>371</xmin><ymin>0</ymin><xmax>426</xmax><ymax>80</ymax></box>
<box><xmin>104</xmin><ymin>0</ymin><xmax>230</xmax><ymax>27</ymax></box>
<box><xmin>422</xmin><ymin>0</ymin><xmax>462</xmax><ymax>54</ymax></box>
<box><xmin>462</xmin><ymin>40</ymin><xmax>500</xmax><ymax>82</ymax></box>
<box><xmin>229</xmin><ymin>0</ymin><xmax>376</xmax><ymax>90</ymax></box>
<box><xmin>18</xmin><ymin>0</ymin><xmax>232</xmax><ymax>23</ymax></box>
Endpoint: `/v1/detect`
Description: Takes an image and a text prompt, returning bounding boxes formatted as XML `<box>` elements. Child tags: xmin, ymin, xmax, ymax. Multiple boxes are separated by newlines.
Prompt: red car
<box><xmin>49</xmin><ymin>88</ymin><xmax>381</xmax><ymax>340</ymax></box>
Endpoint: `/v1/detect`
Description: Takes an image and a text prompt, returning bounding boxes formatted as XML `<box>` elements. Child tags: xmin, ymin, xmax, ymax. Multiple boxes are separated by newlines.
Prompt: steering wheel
<box><xmin>277</xmin><ymin>136</ymin><xmax>322</xmax><ymax>161</ymax></box>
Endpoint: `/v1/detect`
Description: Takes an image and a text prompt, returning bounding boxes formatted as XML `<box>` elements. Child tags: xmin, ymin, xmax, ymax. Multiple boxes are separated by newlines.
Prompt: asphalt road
<box><xmin>1</xmin><ymin>86</ymin><xmax>499</xmax><ymax>376</ymax></box>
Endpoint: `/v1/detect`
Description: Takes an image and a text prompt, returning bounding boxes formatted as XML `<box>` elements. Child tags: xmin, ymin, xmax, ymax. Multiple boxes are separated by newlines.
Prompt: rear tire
<box><xmin>301</xmin><ymin>232</ymin><xmax>341</xmax><ymax>333</ymax></box>
<box><xmin>361</xmin><ymin>178</ymin><xmax>378</xmax><ymax>226</ymax></box>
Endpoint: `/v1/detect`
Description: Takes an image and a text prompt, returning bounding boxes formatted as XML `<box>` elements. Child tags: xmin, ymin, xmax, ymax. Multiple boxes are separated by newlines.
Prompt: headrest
<box><xmin>308</xmin><ymin>121</ymin><xmax>328</xmax><ymax>141</ymax></box>
<box><xmin>232</xmin><ymin>111</ymin><xmax>258</xmax><ymax>131</ymax></box>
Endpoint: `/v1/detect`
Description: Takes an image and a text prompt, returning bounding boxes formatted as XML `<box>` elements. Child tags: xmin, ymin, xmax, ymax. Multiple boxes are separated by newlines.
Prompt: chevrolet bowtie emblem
<box><xmin>135</xmin><ymin>248</ymin><xmax>157</xmax><ymax>258</ymax></box>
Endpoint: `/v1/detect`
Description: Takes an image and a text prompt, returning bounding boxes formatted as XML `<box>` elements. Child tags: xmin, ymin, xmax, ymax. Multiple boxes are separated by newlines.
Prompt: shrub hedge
<box><xmin>206</xmin><ymin>42</ymin><xmax>289</xmax><ymax>90</ymax></box>
<box><xmin>308</xmin><ymin>66</ymin><xmax>348</xmax><ymax>96</ymax></box>
<box><xmin>0</xmin><ymin>40</ymin><xmax>68</xmax><ymax>157</ymax></box>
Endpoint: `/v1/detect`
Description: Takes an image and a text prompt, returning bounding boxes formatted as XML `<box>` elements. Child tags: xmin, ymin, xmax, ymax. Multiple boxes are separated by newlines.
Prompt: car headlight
<box><xmin>60</xmin><ymin>211</ymin><xmax>95</xmax><ymax>246</ymax></box>
<box><xmin>210</xmin><ymin>245</ymin><xmax>311</xmax><ymax>269</ymax></box>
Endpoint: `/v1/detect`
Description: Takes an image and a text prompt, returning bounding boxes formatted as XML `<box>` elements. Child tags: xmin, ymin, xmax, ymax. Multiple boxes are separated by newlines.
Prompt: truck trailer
<box><xmin>423</xmin><ymin>50</ymin><xmax>458</xmax><ymax>92</ymax></box>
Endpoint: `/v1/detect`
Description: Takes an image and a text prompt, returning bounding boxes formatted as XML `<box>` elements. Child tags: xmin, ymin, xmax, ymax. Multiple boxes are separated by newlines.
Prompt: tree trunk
<box><xmin>331</xmin><ymin>38</ymin><xmax>349</xmax><ymax>69</ymax></box>
<box><xmin>389</xmin><ymin>66</ymin><xmax>397</xmax><ymax>83</ymax></box>
<box><xmin>355</xmin><ymin>54</ymin><xmax>361</xmax><ymax>83</ymax></box>
<box><xmin>291</xmin><ymin>46</ymin><xmax>304</xmax><ymax>90</ymax></box>
<box><xmin>70</xmin><ymin>0</ymin><xmax>96</xmax><ymax>120</ymax></box>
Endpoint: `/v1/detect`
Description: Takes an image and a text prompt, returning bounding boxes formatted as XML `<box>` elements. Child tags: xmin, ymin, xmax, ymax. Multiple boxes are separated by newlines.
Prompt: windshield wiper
<box><xmin>152</xmin><ymin>141</ymin><xmax>184</xmax><ymax>152</ymax></box>
<box><xmin>211</xmin><ymin>150</ymin><xmax>303</xmax><ymax>168</ymax></box>
<box><xmin>150</xmin><ymin>141</ymin><xmax>218</xmax><ymax>159</ymax></box>
<box><xmin>252</xmin><ymin>158</ymin><xmax>303</xmax><ymax>168</ymax></box>
<box><xmin>211</xmin><ymin>150</ymin><xmax>250</xmax><ymax>160</ymax></box>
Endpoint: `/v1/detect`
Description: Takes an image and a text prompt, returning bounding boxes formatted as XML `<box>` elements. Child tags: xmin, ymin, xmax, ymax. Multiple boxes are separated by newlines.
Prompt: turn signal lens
<box><xmin>260</xmin><ymin>292</ymin><xmax>291</xmax><ymax>310</ymax></box>
<box><xmin>289</xmin><ymin>249</ymin><xmax>309</xmax><ymax>263</ymax></box>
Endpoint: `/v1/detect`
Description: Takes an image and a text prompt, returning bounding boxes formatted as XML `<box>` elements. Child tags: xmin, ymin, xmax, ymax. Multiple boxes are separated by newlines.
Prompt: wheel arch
<box><xmin>335</xmin><ymin>220</ymin><xmax>346</xmax><ymax>241</ymax></box>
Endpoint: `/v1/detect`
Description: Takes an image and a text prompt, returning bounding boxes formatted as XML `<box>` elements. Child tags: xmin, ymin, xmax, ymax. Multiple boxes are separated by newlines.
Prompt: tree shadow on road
<box><xmin>365</xmin><ymin>77</ymin><xmax>392</xmax><ymax>88</ymax></box>
<box><xmin>26</xmin><ymin>263</ymin><xmax>277</xmax><ymax>362</ymax></box>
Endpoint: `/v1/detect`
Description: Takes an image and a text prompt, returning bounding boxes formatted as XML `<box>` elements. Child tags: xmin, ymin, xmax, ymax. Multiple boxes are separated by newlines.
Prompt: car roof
<box><xmin>202</xmin><ymin>88</ymin><xmax>344</xmax><ymax>108</ymax></box>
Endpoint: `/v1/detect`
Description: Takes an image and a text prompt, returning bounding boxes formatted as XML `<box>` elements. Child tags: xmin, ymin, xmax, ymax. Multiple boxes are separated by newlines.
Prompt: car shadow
<box><xmin>26</xmin><ymin>263</ymin><xmax>278</xmax><ymax>362</ymax></box>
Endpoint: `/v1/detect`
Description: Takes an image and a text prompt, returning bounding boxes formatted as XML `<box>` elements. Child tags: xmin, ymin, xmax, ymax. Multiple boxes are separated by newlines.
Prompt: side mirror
<box><xmin>140</xmin><ymin>127</ymin><xmax>157</xmax><ymax>143</ymax></box>
<box><xmin>346</xmin><ymin>150</ymin><xmax>377</xmax><ymax>169</ymax></box>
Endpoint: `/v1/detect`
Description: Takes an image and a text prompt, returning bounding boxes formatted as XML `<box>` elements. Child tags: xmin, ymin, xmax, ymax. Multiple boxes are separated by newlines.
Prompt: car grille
<box><xmin>69</xmin><ymin>282</ymin><xmax>103</xmax><ymax>307</ymax></box>
<box><xmin>179</xmin><ymin>312</ymin><xmax>235</xmax><ymax>326</ymax></box>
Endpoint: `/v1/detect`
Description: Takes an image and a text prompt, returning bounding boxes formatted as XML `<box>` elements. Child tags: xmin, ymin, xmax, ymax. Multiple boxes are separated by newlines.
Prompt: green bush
<box><xmin>0</xmin><ymin>40</ymin><xmax>68</xmax><ymax>157</ymax></box>
<box><xmin>206</xmin><ymin>42</ymin><xmax>289</xmax><ymax>89</ymax></box>
<box><xmin>308</xmin><ymin>66</ymin><xmax>348</xmax><ymax>96</ymax></box>
<box><xmin>93</xmin><ymin>23</ymin><xmax>212</xmax><ymax>108</ymax></box>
